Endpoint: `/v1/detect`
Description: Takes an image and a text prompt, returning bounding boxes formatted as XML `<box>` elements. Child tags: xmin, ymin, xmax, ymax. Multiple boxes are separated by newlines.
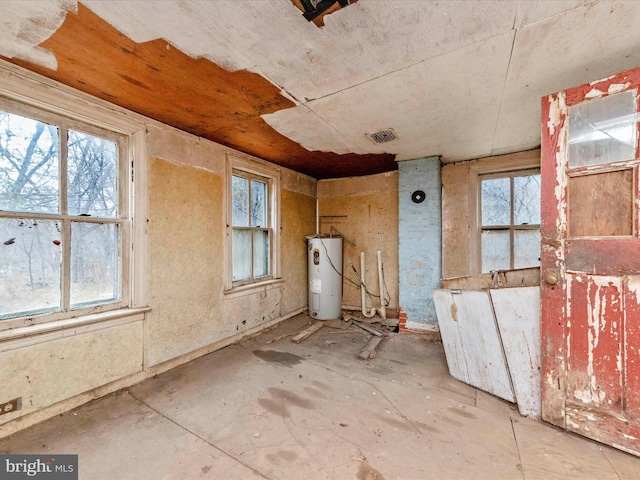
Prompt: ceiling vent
<box><xmin>366</xmin><ymin>128</ymin><xmax>398</xmax><ymax>144</ymax></box>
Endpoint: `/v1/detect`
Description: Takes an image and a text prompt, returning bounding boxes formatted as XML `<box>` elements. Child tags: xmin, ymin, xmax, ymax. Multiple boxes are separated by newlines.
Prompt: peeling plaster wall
<box><xmin>317</xmin><ymin>172</ymin><xmax>399</xmax><ymax>312</ymax></box>
<box><xmin>0</xmin><ymin>74</ymin><xmax>315</xmax><ymax>433</ymax></box>
<box><xmin>0</xmin><ymin>322</ymin><xmax>143</xmax><ymax>427</ymax></box>
<box><xmin>280</xmin><ymin>188</ymin><xmax>317</xmax><ymax>314</ymax></box>
<box><xmin>146</xmin><ymin>157</ymin><xmax>225</xmax><ymax>367</ymax></box>
<box><xmin>398</xmin><ymin>158</ymin><xmax>441</xmax><ymax>328</ymax></box>
<box><xmin>146</xmin><ymin>128</ymin><xmax>316</xmax><ymax>367</ymax></box>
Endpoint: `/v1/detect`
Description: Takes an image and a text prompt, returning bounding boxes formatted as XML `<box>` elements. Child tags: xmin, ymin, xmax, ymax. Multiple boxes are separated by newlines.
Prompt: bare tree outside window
<box><xmin>481</xmin><ymin>171</ymin><xmax>540</xmax><ymax>272</ymax></box>
<box><xmin>0</xmin><ymin>111</ymin><xmax>59</xmax><ymax>214</ymax></box>
<box><xmin>231</xmin><ymin>172</ymin><xmax>270</xmax><ymax>283</ymax></box>
<box><xmin>0</xmin><ymin>109</ymin><xmax>122</xmax><ymax>320</ymax></box>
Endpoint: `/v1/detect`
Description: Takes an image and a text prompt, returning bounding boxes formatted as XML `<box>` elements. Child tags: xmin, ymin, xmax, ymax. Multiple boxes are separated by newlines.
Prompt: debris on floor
<box><xmin>353</xmin><ymin>319</ymin><xmax>384</xmax><ymax>337</ymax></box>
<box><xmin>343</xmin><ymin>312</ymin><xmax>399</xmax><ymax>331</ymax></box>
<box><xmin>323</xmin><ymin>317</ymin><xmax>352</xmax><ymax>329</ymax></box>
<box><xmin>359</xmin><ymin>336</ymin><xmax>385</xmax><ymax>360</ymax></box>
<box><xmin>267</xmin><ymin>311</ymin><xmax>400</xmax><ymax>361</ymax></box>
<box><xmin>291</xmin><ymin>321</ymin><xmax>324</xmax><ymax>343</ymax></box>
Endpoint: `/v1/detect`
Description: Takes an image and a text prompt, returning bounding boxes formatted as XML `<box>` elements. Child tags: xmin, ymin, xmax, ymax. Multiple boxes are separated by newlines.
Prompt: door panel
<box><xmin>567</xmin><ymin>169</ymin><xmax>633</xmax><ymax>237</ymax></box>
<box><xmin>625</xmin><ymin>277</ymin><xmax>640</xmax><ymax>422</ymax></box>
<box><xmin>541</xmin><ymin>67</ymin><xmax>640</xmax><ymax>455</ymax></box>
<box><xmin>566</xmin><ymin>275</ymin><xmax>623</xmax><ymax>411</ymax></box>
<box><xmin>565</xmin><ymin>238</ymin><xmax>640</xmax><ymax>275</ymax></box>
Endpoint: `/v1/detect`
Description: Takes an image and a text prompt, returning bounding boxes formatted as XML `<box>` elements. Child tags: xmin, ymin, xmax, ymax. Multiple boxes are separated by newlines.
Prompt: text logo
<box><xmin>0</xmin><ymin>455</ymin><xmax>77</xmax><ymax>480</ymax></box>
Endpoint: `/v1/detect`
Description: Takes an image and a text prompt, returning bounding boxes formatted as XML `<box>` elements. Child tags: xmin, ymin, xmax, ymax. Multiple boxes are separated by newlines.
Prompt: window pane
<box><xmin>514</xmin><ymin>230</ymin><xmax>540</xmax><ymax>269</ymax></box>
<box><xmin>253</xmin><ymin>230</ymin><xmax>269</xmax><ymax>277</ymax></box>
<box><xmin>232</xmin><ymin>175</ymin><xmax>248</xmax><ymax>227</ymax></box>
<box><xmin>251</xmin><ymin>180</ymin><xmax>267</xmax><ymax>227</ymax></box>
<box><xmin>568</xmin><ymin>90</ymin><xmax>637</xmax><ymax>168</ymax></box>
<box><xmin>0</xmin><ymin>218</ymin><xmax>61</xmax><ymax>318</ymax></box>
<box><xmin>70</xmin><ymin>222</ymin><xmax>118</xmax><ymax>308</ymax></box>
<box><xmin>232</xmin><ymin>228</ymin><xmax>251</xmax><ymax>281</ymax></box>
<box><xmin>0</xmin><ymin>111</ymin><xmax>59</xmax><ymax>214</ymax></box>
<box><xmin>482</xmin><ymin>178</ymin><xmax>510</xmax><ymax>226</ymax></box>
<box><xmin>513</xmin><ymin>174</ymin><xmax>541</xmax><ymax>225</ymax></box>
<box><xmin>68</xmin><ymin>130</ymin><xmax>118</xmax><ymax>218</ymax></box>
<box><xmin>482</xmin><ymin>229</ymin><xmax>510</xmax><ymax>272</ymax></box>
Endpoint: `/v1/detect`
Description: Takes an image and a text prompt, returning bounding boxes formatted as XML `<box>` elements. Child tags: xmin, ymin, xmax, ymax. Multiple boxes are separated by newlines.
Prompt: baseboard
<box><xmin>0</xmin><ymin>307</ymin><xmax>304</xmax><ymax>440</ymax></box>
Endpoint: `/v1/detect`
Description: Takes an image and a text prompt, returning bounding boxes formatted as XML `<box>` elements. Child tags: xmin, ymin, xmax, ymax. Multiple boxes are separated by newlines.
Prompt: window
<box><xmin>480</xmin><ymin>170</ymin><xmax>540</xmax><ymax>272</ymax></box>
<box><xmin>227</xmin><ymin>154</ymin><xmax>280</xmax><ymax>289</ymax></box>
<box><xmin>0</xmin><ymin>103</ymin><xmax>130</xmax><ymax>321</ymax></box>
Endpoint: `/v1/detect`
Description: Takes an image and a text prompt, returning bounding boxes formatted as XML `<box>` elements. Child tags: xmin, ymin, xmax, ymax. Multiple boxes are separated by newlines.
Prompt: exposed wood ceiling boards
<box><xmin>2</xmin><ymin>3</ymin><xmax>395</xmax><ymax>180</ymax></box>
<box><xmin>4</xmin><ymin>1</ymin><xmax>640</xmax><ymax>179</ymax></box>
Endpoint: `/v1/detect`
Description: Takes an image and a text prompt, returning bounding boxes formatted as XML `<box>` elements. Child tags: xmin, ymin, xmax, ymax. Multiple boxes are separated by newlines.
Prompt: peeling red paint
<box><xmin>565</xmin><ymin>238</ymin><xmax>640</xmax><ymax>275</ymax></box>
<box><xmin>565</xmin><ymin>67</ymin><xmax>640</xmax><ymax>106</ymax></box>
<box><xmin>540</xmin><ymin>92</ymin><xmax>568</xmax><ymax>428</ymax></box>
<box><xmin>567</xmin><ymin>276</ymin><xmax>623</xmax><ymax>409</ymax></box>
<box><xmin>624</xmin><ymin>277</ymin><xmax>640</xmax><ymax>421</ymax></box>
<box><xmin>541</xmin><ymin>67</ymin><xmax>640</xmax><ymax>456</ymax></box>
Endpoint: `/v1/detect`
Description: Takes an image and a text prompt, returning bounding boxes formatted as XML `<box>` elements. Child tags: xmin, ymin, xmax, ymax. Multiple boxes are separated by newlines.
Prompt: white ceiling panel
<box><xmin>264</xmin><ymin>30</ymin><xmax>515</xmax><ymax>161</ymax></box>
<box><xmin>515</xmin><ymin>0</ymin><xmax>593</xmax><ymax>28</ymax></box>
<box><xmin>0</xmin><ymin>0</ymin><xmax>75</xmax><ymax>69</ymax></box>
<box><xmin>262</xmin><ymin>105</ymin><xmax>354</xmax><ymax>155</ymax></box>
<box><xmin>3</xmin><ymin>0</ymin><xmax>640</xmax><ymax>173</ymax></box>
<box><xmin>86</xmin><ymin>0</ymin><xmax>517</xmax><ymax>102</ymax></box>
<box><xmin>492</xmin><ymin>0</ymin><xmax>640</xmax><ymax>156</ymax></box>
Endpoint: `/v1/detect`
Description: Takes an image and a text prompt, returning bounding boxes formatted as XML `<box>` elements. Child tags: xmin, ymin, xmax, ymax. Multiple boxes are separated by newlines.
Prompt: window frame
<box><xmin>0</xmin><ymin>100</ymin><xmax>130</xmax><ymax>321</ymax></box>
<box><xmin>225</xmin><ymin>153</ymin><xmax>280</xmax><ymax>292</ymax></box>
<box><xmin>478</xmin><ymin>168</ymin><xmax>541</xmax><ymax>272</ymax></box>
<box><xmin>0</xmin><ymin>61</ymin><xmax>147</xmax><ymax>334</ymax></box>
<box><xmin>468</xmin><ymin>151</ymin><xmax>540</xmax><ymax>274</ymax></box>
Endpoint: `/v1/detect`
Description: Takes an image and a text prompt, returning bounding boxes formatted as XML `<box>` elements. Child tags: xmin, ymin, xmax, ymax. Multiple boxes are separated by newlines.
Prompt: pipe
<box><xmin>360</xmin><ymin>252</ymin><xmax>376</xmax><ymax>318</ymax></box>
<box><xmin>315</xmin><ymin>197</ymin><xmax>319</xmax><ymax>236</ymax></box>
<box><xmin>377</xmin><ymin>250</ymin><xmax>387</xmax><ymax>323</ymax></box>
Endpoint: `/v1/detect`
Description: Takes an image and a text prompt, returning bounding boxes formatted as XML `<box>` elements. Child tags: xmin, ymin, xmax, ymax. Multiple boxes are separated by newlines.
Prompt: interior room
<box><xmin>1</xmin><ymin>1</ymin><xmax>640</xmax><ymax>478</ymax></box>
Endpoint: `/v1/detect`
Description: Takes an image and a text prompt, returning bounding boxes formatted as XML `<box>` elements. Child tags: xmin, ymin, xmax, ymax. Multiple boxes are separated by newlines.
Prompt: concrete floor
<box><xmin>1</xmin><ymin>314</ymin><xmax>639</xmax><ymax>480</ymax></box>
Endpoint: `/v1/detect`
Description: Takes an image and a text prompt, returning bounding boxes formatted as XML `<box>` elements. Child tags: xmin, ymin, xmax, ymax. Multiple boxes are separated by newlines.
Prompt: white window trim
<box><xmin>468</xmin><ymin>150</ymin><xmax>540</xmax><ymax>275</ymax></box>
<box><xmin>225</xmin><ymin>153</ymin><xmax>281</xmax><ymax>292</ymax></box>
<box><xmin>0</xmin><ymin>59</ymin><xmax>148</xmax><ymax>335</ymax></box>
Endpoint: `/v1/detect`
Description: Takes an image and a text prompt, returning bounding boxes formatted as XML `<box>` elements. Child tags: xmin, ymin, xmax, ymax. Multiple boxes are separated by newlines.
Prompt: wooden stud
<box><xmin>291</xmin><ymin>321</ymin><xmax>324</xmax><ymax>343</ymax></box>
<box><xmin>359</xmin><ymin>336</ymin><xmax>384</xmax><ymax>360</ymax></box>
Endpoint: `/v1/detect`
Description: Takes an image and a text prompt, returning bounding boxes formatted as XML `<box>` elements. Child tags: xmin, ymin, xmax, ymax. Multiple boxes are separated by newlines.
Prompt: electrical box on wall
<box><xmin>0</xmin><ymin>397</ymin><xmax>22</xmax><ymax>416</ymax></box>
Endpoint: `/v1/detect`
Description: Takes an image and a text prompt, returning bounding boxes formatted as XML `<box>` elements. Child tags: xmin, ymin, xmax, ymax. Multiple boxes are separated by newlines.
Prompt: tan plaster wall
<box><xmin>280</xmin><ymin>189</ymin><xmax>316</xmax><ymax>314</ymax></box>
<box><xmin>146</xmin><ymin>157</ymin><xmax>226</xmax><ymax>367</ymax></box>
<box><xmin>145</xmin><ymin>157</ymin><xmax>315</xmax><ymax>367</ymax></box>
<box><xmin>441</xmin><ymin>162</ymin><xmax>471</xmax><ymax>278</ymax></box>
<box><xmin>317</xmin><ymin>172</ymin><xmax>399</xmax><ymax>311</ymax></box>
<box><xmin>0</xmin><ymin>322</ymin><xmax>142</xmax><ymax>422</ymax></box>
<box><xmin>146</xmin><ymin>124</ymin><xmax>226</xmax><ymax>175</ymax></box>
<box><xmin>144</xmin><ymin>126</ymin><xmax>316</xmax><ymax>367</ymax></box>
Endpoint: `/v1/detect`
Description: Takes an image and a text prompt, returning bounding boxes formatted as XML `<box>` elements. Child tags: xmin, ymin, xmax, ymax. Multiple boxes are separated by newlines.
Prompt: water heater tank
<box><xmin>307</xmin><ymin>236</ymin><xmax>343</xmax><ymax>320</ymax></box>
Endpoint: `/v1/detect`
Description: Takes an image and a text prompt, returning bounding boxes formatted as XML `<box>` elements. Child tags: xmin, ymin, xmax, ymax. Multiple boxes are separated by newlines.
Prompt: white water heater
<box><xmin>307</xmin><ymin>236</ymin><xmax>343</xmax><ymax>320</ymax></box>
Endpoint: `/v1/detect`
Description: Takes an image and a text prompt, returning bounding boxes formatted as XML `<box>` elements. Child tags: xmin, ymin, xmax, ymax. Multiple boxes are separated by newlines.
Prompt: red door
<box><xmin>541</xmin><ymin>67</ymin><xmax>640</xmax><ymax>455</ymax></box>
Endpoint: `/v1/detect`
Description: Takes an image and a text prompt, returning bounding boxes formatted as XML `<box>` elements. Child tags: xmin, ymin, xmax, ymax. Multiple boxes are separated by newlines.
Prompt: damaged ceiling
<box><xmin>2</xmin><ymin>0</ymin><xmax>640</xmax><ymax>179</ymax></box>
